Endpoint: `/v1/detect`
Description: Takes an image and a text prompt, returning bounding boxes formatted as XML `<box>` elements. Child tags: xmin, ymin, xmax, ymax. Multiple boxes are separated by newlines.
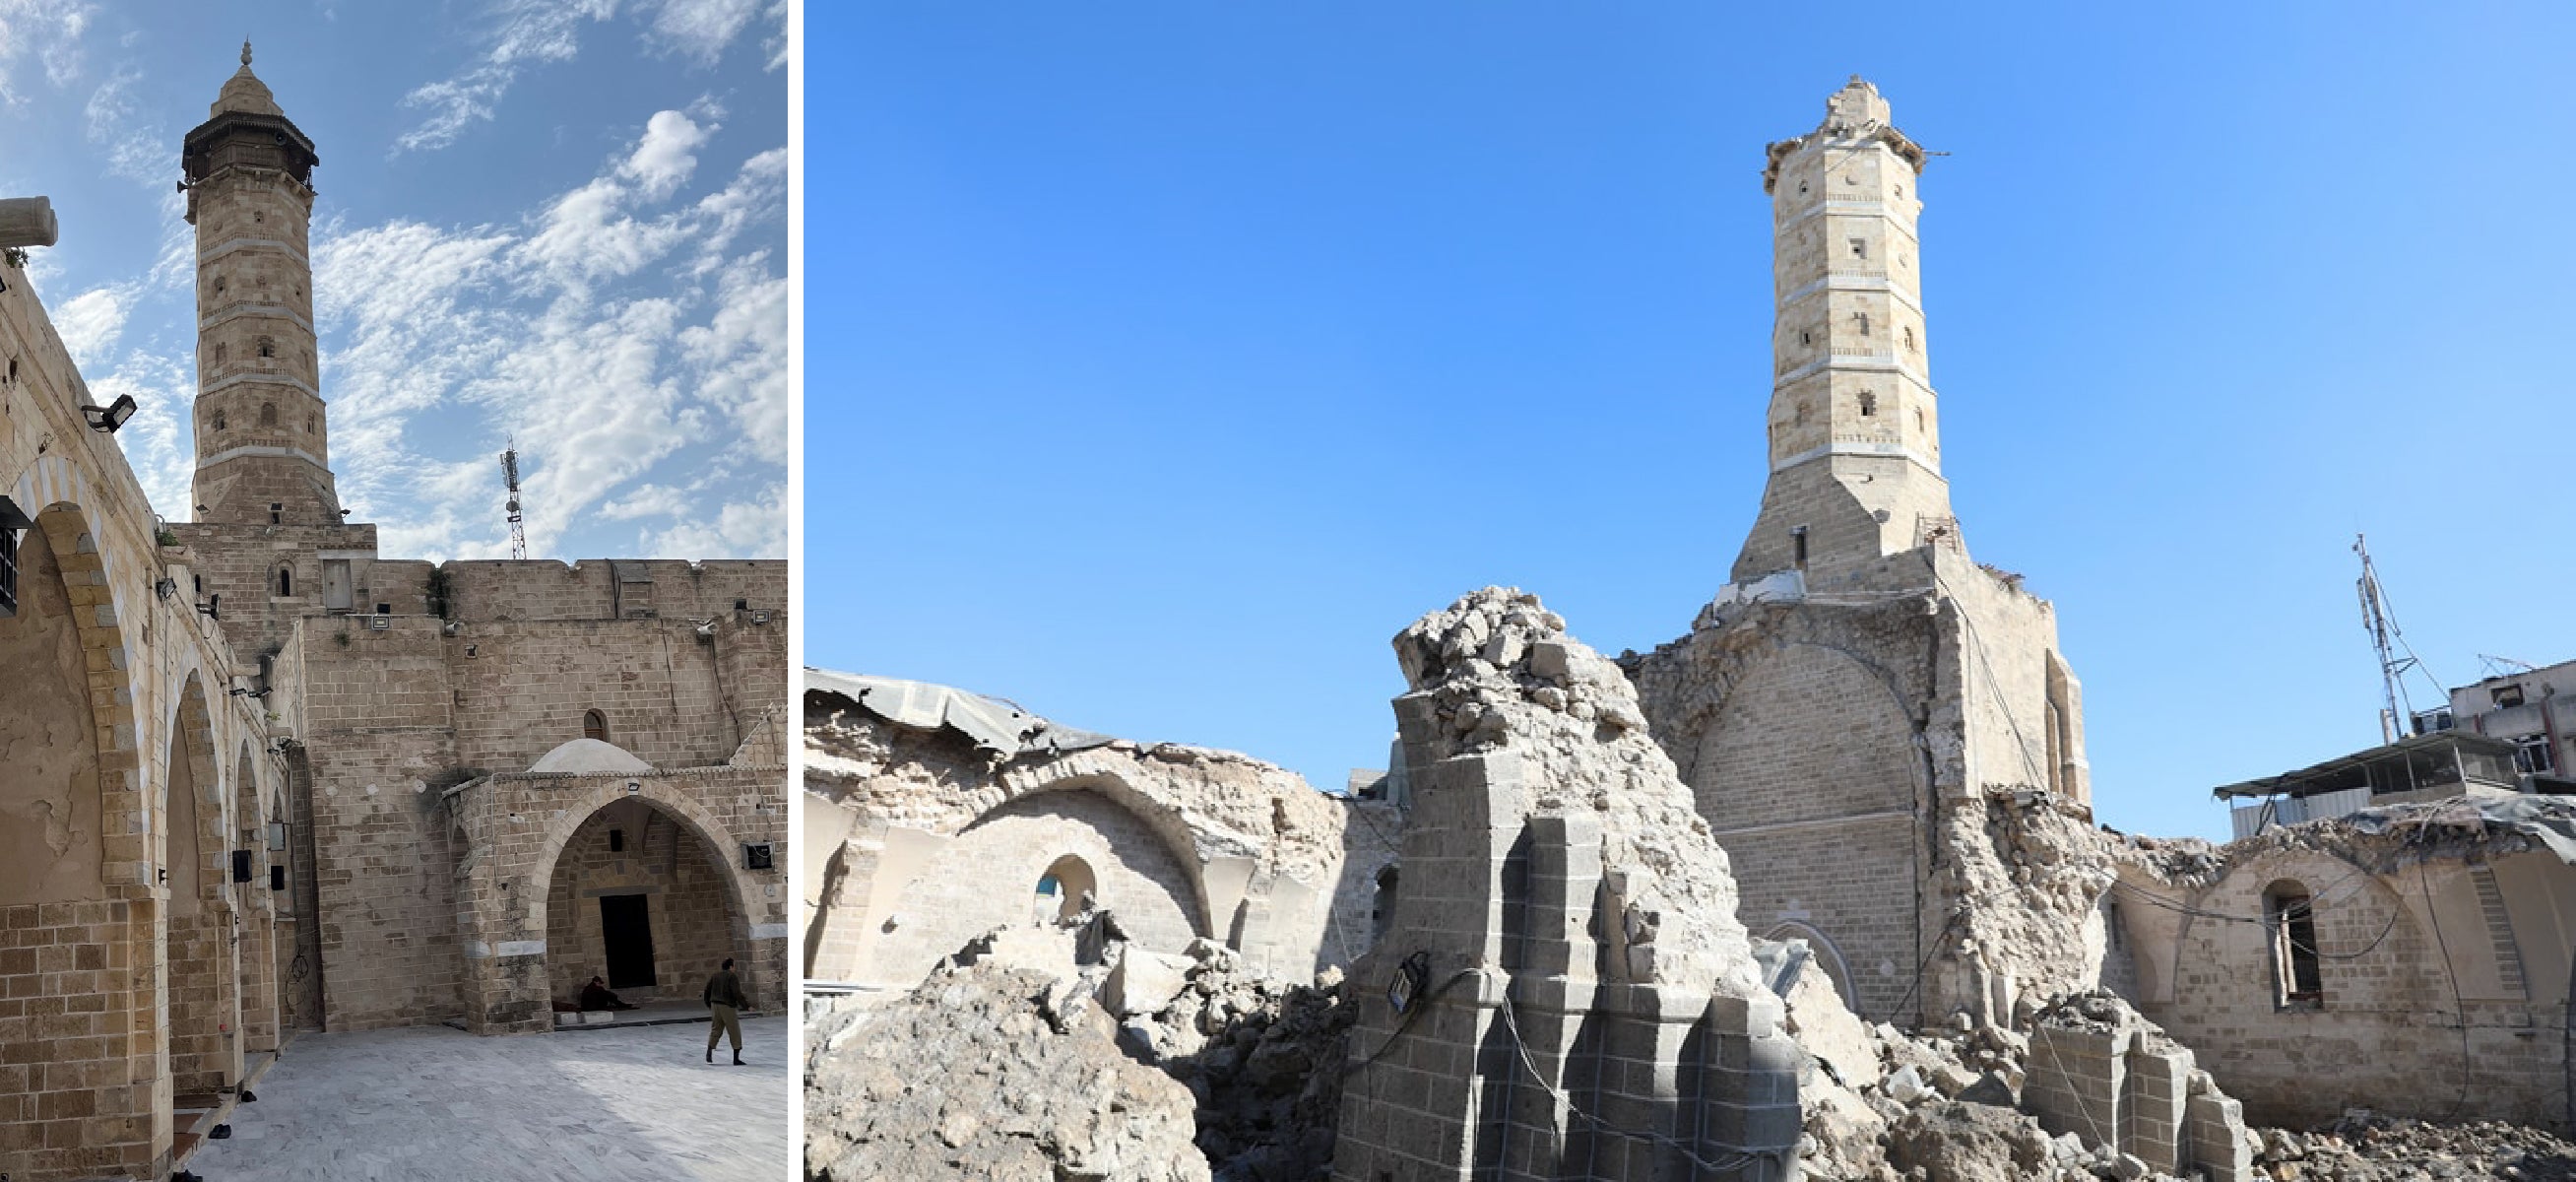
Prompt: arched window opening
<box><xmin>1372</xmin><ymin>864</ymin><xmax>1400</xmax><ymax>943</ymax></box>
<box><xmin>259</xmin><ymin>402</ymin><xmax>277</xmax><ymax>427</ymax></box>
<box><xmin>213</xmin><ymin>342</ymin><xmax>227</xmax><ymax>367</ymax></box>
<box><xmin>2265</xmin><ymin>882</ymin><xmax>2323</xmax><ymax>1009</ymax></box>
<box><xmin>1033</xmin><ymin>855</ymin><xmax>1098</xmax><ymax>925</ymax></box>
<box><xmin>583</xmin><ymin>710</ymin><xmax>609</xmax><ymax>743</ymax></box>
<box><xmin>212</xmin><ymin>411</ymin><xmax>226</xmax><ymax>431</ymax></box>
<box><xmin>276</xmin><ymin>566</ymin><xmax>291</xmax><ymax>597</ymax></box>
<box><xmin>256</xmin><ymin>337</ymin><xmax>277</xmax><ymax>360</ymax></box>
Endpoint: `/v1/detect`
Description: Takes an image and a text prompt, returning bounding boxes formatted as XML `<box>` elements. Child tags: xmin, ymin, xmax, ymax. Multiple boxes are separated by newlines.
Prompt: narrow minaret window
<box><xmin>212</xmin><ymin>412</ymin><xmax>226</xmax><ymax>431</ymax></box>
<box><xmin>277</xmin><ymin>566</ymin><xmax>291</xmax><ymax>597</ymax></box>
<box><xmin>1858</xmin><ymin>392</ymin><xmax>1877</xmax><ymax>418</ymax></box>
<box><xmin>1854</xmin><ymin>312</ymin><xmax>1870</xmax><ymax>337</ymax></box>
<box><xmin>1848</xmin><ymin>237</ymin><xmax>1867</xmax><ymax>260</ymax></box>
<box><xmin>1903</xmin><ymin>326</ymin><xmax>1916</xmax><ymax>352</ymax></box>
<box><xmin>260</xmin><ymin>402</ymin><xmax>277</xmax><ymax>427</ymax></box>
<box><xmin>1790</xmin><ymin>526</ymin><xmax>1810</xmax><ymax>568</ymax></box>
<box><xmin>257</xmin><ymin>336</ymin><xmax>276</xmax><ymax>359</ymax></box>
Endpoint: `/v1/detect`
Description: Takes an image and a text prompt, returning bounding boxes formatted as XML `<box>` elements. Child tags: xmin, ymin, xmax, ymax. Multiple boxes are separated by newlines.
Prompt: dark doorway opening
<box><xmin>601</xmin><ymin>895</ymin><xmax>658</xmax><ymax>990</ymax></box>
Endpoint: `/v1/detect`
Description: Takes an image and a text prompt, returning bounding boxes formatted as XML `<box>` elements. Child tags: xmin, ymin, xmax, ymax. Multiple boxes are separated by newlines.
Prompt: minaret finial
<box><xmin>241</xmin><ymin>39</ymin><xmax>253</xmax><ymax>68</ymax></box>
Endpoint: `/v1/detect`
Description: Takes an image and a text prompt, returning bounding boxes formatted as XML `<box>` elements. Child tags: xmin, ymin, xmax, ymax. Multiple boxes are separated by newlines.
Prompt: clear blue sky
<box><xmin>0</xmin><ymin>0</ymin><xmax>787</xmax><ymax>559</ymax></box>
<box><xmin>811</xmin><ymin>2</ymin><xmax>2575</xmax><ymax>842</ymax></box>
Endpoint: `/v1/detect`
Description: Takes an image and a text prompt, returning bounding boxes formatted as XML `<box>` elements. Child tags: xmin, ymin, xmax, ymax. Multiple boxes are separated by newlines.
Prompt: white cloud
<box><xmin>52</xmin><ymin>281</ymin><xmax>133</xmax><ymax>367</ymax></box>
<box><xmin>297</xmin><ymin>112</ymin><xmax>787</xmax><ymax>559</ymax></box>
<box><xmin>395</xmin><ymin>0</ymin><xmax>784</xmax><ymax>153</ymax></box>
<box><xmin>642</xmin><ymin>0</ymin><xmax>765</xmax><ymax>66</ymax></box>
<box><xmin>0</xmin><ymin>0</ymin><xmax>96</xmax><ymax>106</ymax></box>
<box><xmin>81</xmin><ymin>66</ymin><xmax>161</xmax><ymax>184</ymax></box>
<box><xmin>621</xmin><ymin>108</ymin><xmax>711</xmax><ymax>200</ymax></box>
<box><xmin>396</xmin><ymin>0</ymin><xmax>617</xmax><ymax>154</ymax></box>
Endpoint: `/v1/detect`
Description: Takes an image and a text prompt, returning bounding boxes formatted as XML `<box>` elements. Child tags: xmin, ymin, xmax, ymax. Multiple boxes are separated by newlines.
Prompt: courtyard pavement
<box><xmin>186</xmin><ymin>1015</ymin><xmax>789</xmax><ymax>1181</ymax></box>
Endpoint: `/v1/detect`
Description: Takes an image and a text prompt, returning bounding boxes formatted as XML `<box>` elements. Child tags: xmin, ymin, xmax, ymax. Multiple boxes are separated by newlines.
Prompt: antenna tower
<box><xmin>2353</xmin><ymin>533</ymin><xmax>2442</xmax><ymax>743</ymax></box>
<box><xmin>499</xmin><ymin>443</ymin><xmax>529</xmax><ymax>560</ymax></box>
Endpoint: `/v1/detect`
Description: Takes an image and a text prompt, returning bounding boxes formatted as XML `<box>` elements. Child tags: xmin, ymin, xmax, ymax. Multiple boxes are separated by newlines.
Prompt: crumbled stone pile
<box><xmin>804</xmin><ymin>945</ymin><xmax>1210</xmax><ymax>1182</ymax></box>
<box><xmin>1390</xmin><ymin>585</ymin><xmax>1764</xmax><ymax>992</ymax></box>
<box><xmin>805</xmin><ymin>920</ymin><xmax>1355</xmax><ymax>1182</ymax></box>
<box><xmin>2249</xmin><ymin>1114</ymin><xmax>2576</xmax><ymax>1182</ymax></box>
<box><xmin>1115</xmin><ymin>940</ymin><xmax>1355</xmax><ymax>1182</ymax></box>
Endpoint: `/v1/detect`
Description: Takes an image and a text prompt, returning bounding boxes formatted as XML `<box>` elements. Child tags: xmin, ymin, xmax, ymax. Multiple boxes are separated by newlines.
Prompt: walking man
<box><xmin>704</xmin><ymin>957</ymin><xmax>748</xmax><ymax>1065</ymax></box>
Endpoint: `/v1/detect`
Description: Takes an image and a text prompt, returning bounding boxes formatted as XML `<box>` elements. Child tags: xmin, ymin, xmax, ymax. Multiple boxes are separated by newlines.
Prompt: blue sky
<box><xmin>815</xmin><ymin>2</ymin><xmax>2573</xmax><ymax>842</ymax></box>
<box><xmin>0</xmin><ymin>0</ymin><xmax>787</xmax><ymax>559</ymax></box>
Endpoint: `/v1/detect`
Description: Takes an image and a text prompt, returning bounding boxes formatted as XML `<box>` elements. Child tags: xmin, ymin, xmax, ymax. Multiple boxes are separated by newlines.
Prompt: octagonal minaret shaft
<box><xmin>184</xmin><ymin>42</ymin><xmax>340</xmax><ymax>526</ymax></box>
<box><xmin>1731</xmin><ymin>77</ymin><xmax>1959</xmax><ymax>584</ymax></box>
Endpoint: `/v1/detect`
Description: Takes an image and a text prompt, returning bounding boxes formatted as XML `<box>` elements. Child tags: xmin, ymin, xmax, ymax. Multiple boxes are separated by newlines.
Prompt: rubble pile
<box><xmin>2250</xmin><ymin>1115</ymin><xmax>2576</xmax><ymax>1182</ymax></box>
<box><xmin>1789</xmin><ymin>981</ymin><xmax>2265</xmax><ymax>1182</ymax></box>
<box><xmin>1391</xmin><ymin>586</ymin><xmax>1764</xmax><ymax>991</ymax></box>
<box><xmin>1113</xmin><ymin>940</ymin><xmax>1356</xmax><ymax>1182</ymax></box>
<box><xmin>804</xmin><ymin>951</ymin><xmax>1210</xmax><ymax>1182</ymax></box>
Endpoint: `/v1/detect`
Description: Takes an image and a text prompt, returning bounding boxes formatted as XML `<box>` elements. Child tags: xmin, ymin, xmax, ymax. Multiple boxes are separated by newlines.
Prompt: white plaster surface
<box><xmin>188</xmin><ymin>1016</ymin><xmax>788</xmax><ymax>1180</ymax></box>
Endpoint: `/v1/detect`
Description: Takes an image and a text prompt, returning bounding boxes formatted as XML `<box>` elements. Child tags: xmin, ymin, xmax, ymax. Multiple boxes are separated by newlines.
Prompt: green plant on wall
<box><xmin>426</xmin><ymin>566</ymin><xmax>453</xmax><ymax>620</ymax></box>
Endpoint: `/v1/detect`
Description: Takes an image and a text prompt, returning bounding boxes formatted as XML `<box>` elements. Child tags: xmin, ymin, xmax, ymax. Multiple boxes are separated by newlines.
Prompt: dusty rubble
<box><xmin>1389</xmin><ymin>586</ymin><xmax>1767</xmax><ymax>993</ymax></box>
<box><xmin>2249</xmin><ymin>1114</ymin><xmax>2576</xmax><ymax>1182</ymax></box>
<box><xmin>803</xmin><ymin>951</ymin><xmax>1209</xmax><ymax>1182</ymax></box>
<box><xmin>805</xmin><ymin>919</ymin><xmax>1355</xmax><ymax>1182</ymax></box>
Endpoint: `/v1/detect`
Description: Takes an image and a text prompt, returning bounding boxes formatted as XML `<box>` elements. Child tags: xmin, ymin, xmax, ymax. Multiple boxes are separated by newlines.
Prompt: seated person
<box><xmin>579</xmin><ymin>976</ymin><xmax>640</xmax><ymax>1011</ymax></box>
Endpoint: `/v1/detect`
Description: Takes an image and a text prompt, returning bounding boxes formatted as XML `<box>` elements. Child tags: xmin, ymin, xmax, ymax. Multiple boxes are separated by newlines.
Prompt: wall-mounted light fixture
<box><xmin>81</xmin><ymin>393</ymin><xmax>137</xmax><ymax>433</ymax></box>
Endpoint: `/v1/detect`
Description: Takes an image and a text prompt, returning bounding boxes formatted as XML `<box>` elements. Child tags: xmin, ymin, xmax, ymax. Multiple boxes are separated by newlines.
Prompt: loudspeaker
<box><xmin>231</xmin><ymin>850</ymin><xmax>254</xmax><ymax>883</ymax></box>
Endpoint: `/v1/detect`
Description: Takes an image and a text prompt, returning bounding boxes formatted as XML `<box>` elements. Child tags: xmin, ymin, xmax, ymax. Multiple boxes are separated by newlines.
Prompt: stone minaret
<box><xmin>1731</xmin><ymin>77</ymin><xmax>1956</xmax><ymax>586</ymax></box>
<box><xmin>183</xmin><ymin>42</ymin><xmax>339</xmax><ymax>526</ymax></box>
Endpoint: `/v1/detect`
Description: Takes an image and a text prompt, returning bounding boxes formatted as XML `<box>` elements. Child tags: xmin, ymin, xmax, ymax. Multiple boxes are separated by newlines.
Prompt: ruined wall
<box><xmin>544</xmin><ymin>800</ymin><xmax>743</xmax><ymax>1006</ymax></box>
<box><xmin>1629</xmin><ymin>546</ymin><xmax>2102</xmax><ymax>1027</ymax></box>
<box><xmin>864</xmin><ymin>788</ymin><xmax>1209</xmax><ymax>976</ymax></box>
<box><xmin>1334</xmin><ymin>588</ymin><xmax>1805</xmax><ymax>1182</ymax></box>
<box><xmin>803</xmin><ymin>687</ymin><xmax>1370</xmax><ymax>993</ymax></box>
<box><xmin>2111</xmin><ymin>819</ymin><xmax>2576</xmax><ymax>1132</ymax></box>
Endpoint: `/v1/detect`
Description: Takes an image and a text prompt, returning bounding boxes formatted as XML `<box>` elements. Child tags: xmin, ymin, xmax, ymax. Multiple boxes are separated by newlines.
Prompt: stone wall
<box><xmin>2111</xmin><ymin>822</ymin><xmax>2576</xmax><ymax>1131</ymax></box>
<box><xmin>439</xmin><ymin>558</ymin><xmax>786</xmax><ymax>624</ymax></box>
<box><xmin>0</xmin><ymin>248</ymin><xmax>283</xmax><ymax>1181</ymax></box>
<box><xmin>1628</xmin><ymin>546</ymin><xmax>2102</xmax><ymax>1028</ymax></box>
<box><xmin>544</xmin><ymin>799</ymin><xmax>743</xmax><ymax>1006</ymax></box>
<box><xmin>803</xmin><ymin>683</ymin><xmax>1379</xmax><ymax>994</ymax></box>
<box><xmin>448</xmin><ymin>766</ymin><xmax>790</xmax><ymax>1034</ymax></box>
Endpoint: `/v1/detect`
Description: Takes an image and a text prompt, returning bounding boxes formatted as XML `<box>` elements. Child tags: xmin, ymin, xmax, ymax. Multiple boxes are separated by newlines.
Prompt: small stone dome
<box><xmin>529</xmin><ymin>739</ymin><xmax>652</xmax><ymax>775</ymax></box>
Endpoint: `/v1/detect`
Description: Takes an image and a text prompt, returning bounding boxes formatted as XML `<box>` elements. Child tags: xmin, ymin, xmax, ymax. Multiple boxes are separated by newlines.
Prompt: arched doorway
<box><xmin>165</xmin><ymin>673</ymin><xmax>240</xmax><ymax>1099</ymax></box>
<box><xmin>542</xmin><ymin>798</ymin><xmax>753</xmax><ymax>1011</ymax></box>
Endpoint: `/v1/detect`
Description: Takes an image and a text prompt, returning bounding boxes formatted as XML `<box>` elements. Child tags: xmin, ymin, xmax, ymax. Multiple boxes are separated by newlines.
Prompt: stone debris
<box><xmin>1387</xmin><ymin>585</ymin><xmax>1764</xmax><ymax>993</ymax></box>
<box><xmin>2247</xmin><ymin>1113</ymin><xmax>2576</xmax><ymax>1182</ymax></box>
<box><xmin>804</xmin><ymin>940</ymin><xmax>1210</xmax><ymax>1182</ymax></box>
<box><xmin>1121</xmin><ymin>940</ymin><xmax>1354</xmax><ymax>1182</ymax></box>
<box><xmin>805</xmin><ymin>921</ymin><xmax>1354</xmax><ymax>1182</ymax></box>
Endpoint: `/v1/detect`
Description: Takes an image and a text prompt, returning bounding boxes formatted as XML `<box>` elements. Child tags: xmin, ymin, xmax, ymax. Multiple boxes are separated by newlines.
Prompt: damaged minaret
<box><xmin>1334</xmin><ymin>588</ymin><xmax>1805</xmax><ymax>1182</ymax></box>
<box><xmin>1623</xmin><ymin>78</ymin><xmax>2107</xmax><ymax>1028</ymax></box>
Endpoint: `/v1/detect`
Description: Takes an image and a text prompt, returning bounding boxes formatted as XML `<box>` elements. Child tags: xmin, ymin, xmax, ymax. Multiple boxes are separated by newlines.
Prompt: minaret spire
<box><xmin>183</xmin><ymin>43</ymin><xmax>339</xmax><ymax>526</ymax></box>
<box><xmin>1730</xmin><ymin>77</ymin><xmax>1958</xmax><ymax>586</ymax></box>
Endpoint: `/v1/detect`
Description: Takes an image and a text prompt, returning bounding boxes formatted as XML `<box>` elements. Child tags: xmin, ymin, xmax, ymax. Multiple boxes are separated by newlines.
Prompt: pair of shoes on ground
<box><xmin>705</xmin><ymin>1048</ymin><xmax>745</xmax><ymax>1065</ymax></box>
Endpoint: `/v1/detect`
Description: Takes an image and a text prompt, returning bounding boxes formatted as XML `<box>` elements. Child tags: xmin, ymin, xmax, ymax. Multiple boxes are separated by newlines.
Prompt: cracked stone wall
<box><xmin>1333</xmin><ymin>588</ymin><xmax>1805</xmax><ymax>1182</ymax></box>
<box><xmin>803</xmin><ymin>682</ymin><xmax>1386</xmax><ymax>994</ymax></box>
<box><xmin>2105</xmin><ymin>810</ymin><xmax>2576</xmax><ymax>1131</ymax></box>
<box><xmin>1628</xmin><ymin>546</ymin><xmax>2102</xmax><ymax>1029</ymax></box>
